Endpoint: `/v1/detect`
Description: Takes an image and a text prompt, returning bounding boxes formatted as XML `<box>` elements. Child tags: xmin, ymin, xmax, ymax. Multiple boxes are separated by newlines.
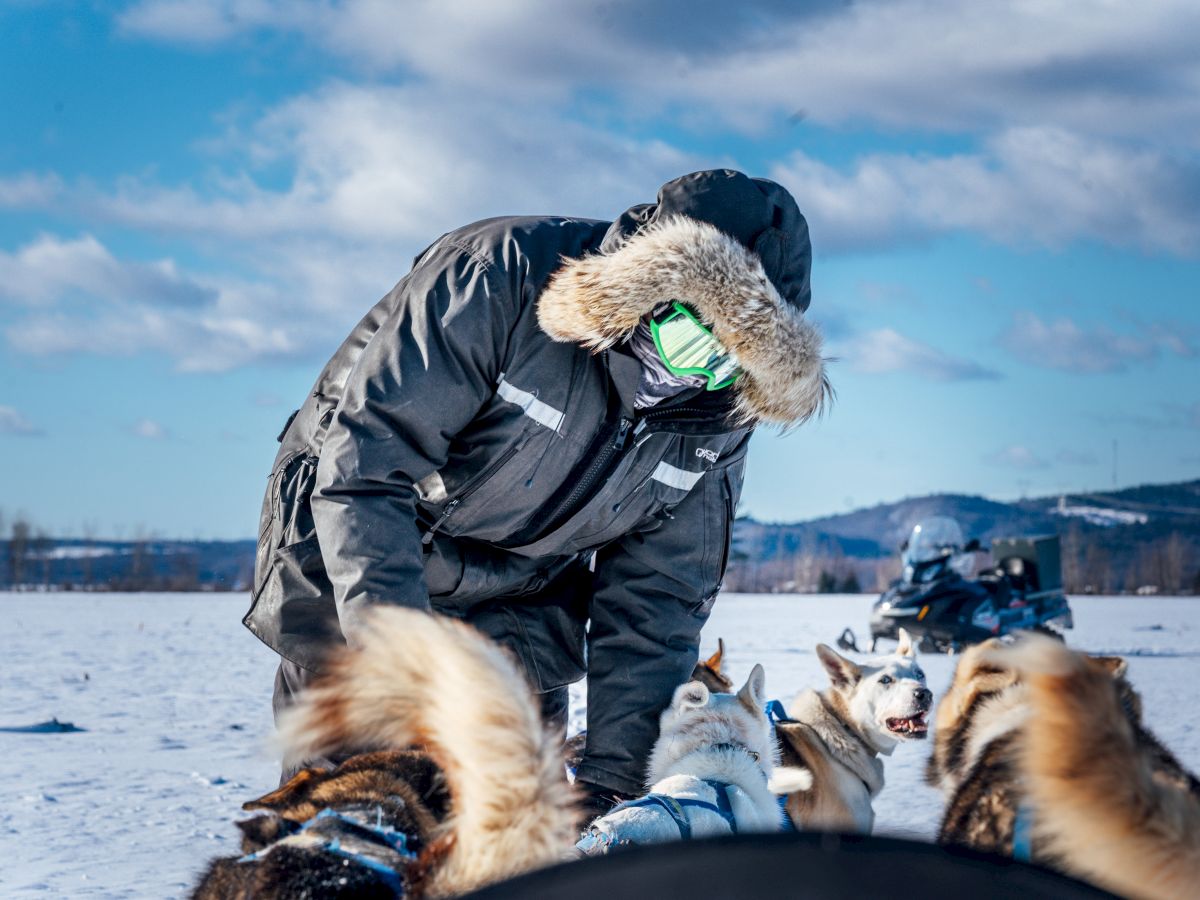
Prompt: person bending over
<box><xmin>245</xmin><ymin>169</ymin><xmax>830</xmax><ymax>817</ymax></box>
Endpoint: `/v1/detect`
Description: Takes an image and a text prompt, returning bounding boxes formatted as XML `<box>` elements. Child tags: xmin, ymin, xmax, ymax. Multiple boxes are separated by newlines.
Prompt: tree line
<box><xmin>723</xmin><ymin>520</ymin><xmax>1200</xmax><ymax>596</ymax></box>
<box><xmin>0</xmin><ymin>510</ymin><xmax>244</xmax><ymax>592</ymax></box>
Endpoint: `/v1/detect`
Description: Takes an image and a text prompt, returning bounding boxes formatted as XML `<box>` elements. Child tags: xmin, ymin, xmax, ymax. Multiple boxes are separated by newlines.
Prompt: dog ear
<box><xmin>816</xmin><ymin>644</ymin><xmax>862</xmax><ymax>689</ymax></box>
<box><xmin>704</xmin><ymin>638</ymin><xmax>725</xmax><ymax>674</ymax></box>
<box><xmin>1089</xmin><ymin>655</ymin><xmax>1128</xmax><ymax>679</ymax></box>
<box><xmin>896</xmin><ymin>628</ymin><xmax>916</xmax><ymax>658</ymax></box>
<box><xmin>242</xmin><ymin>767</ymin><xmax>323</xmax><ymax>813</ymax></box>
<box><xmin>673</xmin><ymin>680</ymin><xmax>711</xmax><ymax>712</ymax></box>
<box><xmin>737</xmin><ymin>663</ymin><xmax>766</xmax><ymax>713</ymax></box>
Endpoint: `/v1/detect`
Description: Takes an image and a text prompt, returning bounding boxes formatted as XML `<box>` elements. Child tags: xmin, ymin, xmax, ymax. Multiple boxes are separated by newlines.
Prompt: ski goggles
<box><xmin>649</xmin><ymin>301</ymin><xmax>743</xmax><ymax>391</ymax></box>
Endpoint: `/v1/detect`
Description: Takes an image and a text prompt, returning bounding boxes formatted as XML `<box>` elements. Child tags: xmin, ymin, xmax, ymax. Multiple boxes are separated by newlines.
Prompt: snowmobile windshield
<box><xmin>902</xmin><ymin>517</ymin><xmax>965</xmax><ymax>568</ymax></box>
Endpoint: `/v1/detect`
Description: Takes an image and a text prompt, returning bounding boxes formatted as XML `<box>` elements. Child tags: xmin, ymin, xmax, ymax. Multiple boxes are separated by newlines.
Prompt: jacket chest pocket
<box><xmin>564</xmin><ymin>443</ymin><xmax>716</xmax><ymax>551</ymax></box>
<box><xmin>423</xmin><ymin>425</ymin><xmax>547</xmax><ymax>542</ymax></box>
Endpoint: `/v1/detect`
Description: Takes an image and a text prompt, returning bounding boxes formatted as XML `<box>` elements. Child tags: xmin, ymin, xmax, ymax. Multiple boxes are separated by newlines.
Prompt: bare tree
<box><xmin>167</xmin><ymin>546</ymin><xmax>201</xmax><ymax>591</ymax></box>
<box><xmin>1161</xmin><ymin>532</ymin><xmax>1187</xmax><ymax>594</ymax></box>
<box><xmin>9</xmin><ymin>517</ymin><xmax>33</xmax><ymax>590</ymax></box>
<box><xmin>32</xmin><ymin>527</ymin><xmax>52</xmax><ymax>589</ymax></box>
<box><xmin>80</xmin><ymin>521</ymin><xmax>98</xmax><ymax>590</ymax></box>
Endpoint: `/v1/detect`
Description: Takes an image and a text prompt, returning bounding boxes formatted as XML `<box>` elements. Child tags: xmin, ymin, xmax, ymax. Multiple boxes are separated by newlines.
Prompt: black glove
<box><xmin>576</xmin><ymin>780</ymin><xmax>631</xmax><ymax>827</ymax></box>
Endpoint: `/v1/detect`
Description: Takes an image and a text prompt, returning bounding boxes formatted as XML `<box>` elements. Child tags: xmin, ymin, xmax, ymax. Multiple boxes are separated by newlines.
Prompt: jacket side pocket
<box><xmin>244</xmin><ymin>536</ymin><xmax>340</xmax><ymax>671</ymax></box>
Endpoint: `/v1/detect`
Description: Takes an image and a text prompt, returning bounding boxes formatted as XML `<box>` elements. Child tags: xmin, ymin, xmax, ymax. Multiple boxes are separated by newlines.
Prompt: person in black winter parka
<box><xmin>245</xmin><ymin>169</ymin><xmax>830</xmax><ymax>814</ymax></box>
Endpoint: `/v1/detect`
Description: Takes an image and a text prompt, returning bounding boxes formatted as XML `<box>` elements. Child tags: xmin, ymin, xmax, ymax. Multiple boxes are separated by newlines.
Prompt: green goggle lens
<box><xmin>649</xmin><ymin>301</ymin><xmax>742</xmax><ymax>391</ymax></box>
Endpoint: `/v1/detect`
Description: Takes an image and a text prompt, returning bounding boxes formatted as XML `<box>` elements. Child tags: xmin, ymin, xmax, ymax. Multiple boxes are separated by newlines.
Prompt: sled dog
<box><xmin>565</xmin><ymin>639</ymin><xmax>733</xmax><ymax>774</ymax></box>
<box><xmin>192</xmin><ymin>749</ymin><xmax>450</xmax><ymax>898</ymax></box>
<box><xmin>928</xmin><ymin>635</ymin><xmax>1200</xmax><ymax>900</ymax></box>
<box><xmin>775</xmin><ymin>628</ymin><xmax>932</xmax><ymax>833</ymax></box>
<box><xmin>577</xmin><ymin>663</ymin><xmax>811</xmax><ymax>854</ymax></box>
<box><xmin>195</xmin><ymin>608</ymin><xmax>579</xmax><ymax>898</ymax></box>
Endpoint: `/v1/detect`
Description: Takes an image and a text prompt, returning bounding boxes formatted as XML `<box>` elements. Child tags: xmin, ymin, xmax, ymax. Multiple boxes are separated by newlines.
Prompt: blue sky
<box><xmin>1</xmin><ymin>0</ymin><xmax>1198</xmax><ymax>539</ymax></box>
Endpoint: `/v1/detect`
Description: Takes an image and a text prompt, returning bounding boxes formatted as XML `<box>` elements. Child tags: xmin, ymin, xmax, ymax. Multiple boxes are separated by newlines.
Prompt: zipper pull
<box><xmin>613</xmin><ymin>417</ymin><xmax>634</xmax><ymax>450</ymax></box>
<box><xmin>421</xmin><ymin>498</ymin><xmax>460</xmax><ymax>546</ymax></box>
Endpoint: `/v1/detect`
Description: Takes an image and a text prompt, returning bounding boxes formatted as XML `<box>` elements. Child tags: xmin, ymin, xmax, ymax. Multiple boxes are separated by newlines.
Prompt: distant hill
<box><xmin>728</xmin><ymin>479</ymin><xmax>1200</xmax><ymax>594</ymax></box>
<box><xmin>2</xmin><ymin>479</ymin><xmax>1197</xmax><ymax>594</ymax></box>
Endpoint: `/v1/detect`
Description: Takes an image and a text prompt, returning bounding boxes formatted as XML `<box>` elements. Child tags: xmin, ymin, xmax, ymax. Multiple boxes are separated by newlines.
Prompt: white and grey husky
<box><xmin>578</xmin><ymin>664</ymin><xmax>811</xmax><ymax>854</ymax></box>
<box><xmin>776</xmin><ymin>628</ymin><xmax>932</xmax><ymax>833</ymax></box>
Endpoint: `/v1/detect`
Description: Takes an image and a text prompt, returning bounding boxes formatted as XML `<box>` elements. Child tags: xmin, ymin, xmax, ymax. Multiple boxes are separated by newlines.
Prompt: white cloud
<box><xmin>0</xmin><ymin>173</ymin><xmax>62</xmax><ymax>208</ymax></box>
<box><xmin>117</xmin><ymin>0</ymin><xmax>254</xmax><ymax>43</ymax></box>
<box><xmin>0</xmin><ymin>405</ymin><xmax>42</xmax><ymax>436</ymax></box>
<box><xmin>116</xmin><ymin>0</ymin><xmax>1200</xmax><ymax>144</ymax></box>
<box><xmin>132</xmin><ymin>418</ymin><xmax>168</xmax><ymax>439</ymax></box>
<box><xmin>985</xmin><ymin>445</ymin><xmax>1049</xmax><ymax>469</ymax></box>
<box><xmin>0</xmin><ymin>233</ymin><xmax>298</xmax><ymax>372</ymax></box>
<box><xmin>842</xmin><ymin>327</ymin><xmax>1001</xmax><ymax>382</ymax></box>
<box><xmin>1000</xmin><ymin>311</ymin><xmax>1198</xmax><ymax>374</ymax></box>
<box><xmin>84</xmin><ymin>83</ymin><xmax>698</xmax><ymax>244</ymax></box>
<box><xmin>0</xmin><ymin>234</ymin><xmax>214</xmax><ymax>307</ymax></box>
<box><xmin>771</xmin><ymin>128</ymin><xmax>1200</xmax><ymax>255</ymax></box>
<box><xmin>0</xmin><ymin>82</ymin><xmax>708</xmax><ymax>373</ymax></box>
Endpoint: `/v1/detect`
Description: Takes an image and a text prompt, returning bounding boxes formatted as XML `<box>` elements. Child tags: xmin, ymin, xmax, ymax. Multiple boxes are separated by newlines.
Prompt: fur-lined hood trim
<box><xmin>536</xmin><ymin>216</ymin><xmax>831</xmax><ymax>426</ymax></box>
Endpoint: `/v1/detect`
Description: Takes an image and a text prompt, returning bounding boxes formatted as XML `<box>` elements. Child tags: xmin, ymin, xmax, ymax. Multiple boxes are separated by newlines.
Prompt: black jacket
<box><xmin>245</xmin><ymin>170</ymin><xmax>826</xmax><ymax>793</ymax></box>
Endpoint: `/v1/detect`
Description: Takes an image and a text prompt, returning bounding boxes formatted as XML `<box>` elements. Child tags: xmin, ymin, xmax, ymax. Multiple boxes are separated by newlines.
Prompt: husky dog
<box><xmin>925</xmin><ymin>637</ymin><xmax>1038</xmax><ymax>855</ymax></box>
<box><xmin>193</xmin><ymin>750</ymin><xmax>450</xmax><ymax>899</ymax></box>
<box><xmin>565</xmin><ymin>639</ymin><xmax>733</xmax><ymax>775</ymax></box>
<box><xmin>577</xmin><ymin>663</ymin><xmax>811</xmax><ymax>854</ymax></box>
<box><xmin>927</xmin><ymin>637</ymin><xmax>1148</xmax><ymax>857</ymax></box>
<box><xmin>775</xmin><ymin>628</ymin><xmax>932</xmax><ymax>833</ymax></box>
<box><xmin>929</xmin><ymin>635</ymin><xmax>1200</xmax><ymax>899</ymax></box>
<box><xmin>197</xmin><ymin>608</ymin><xmax>579</xmax><ymax>899</ymax></box>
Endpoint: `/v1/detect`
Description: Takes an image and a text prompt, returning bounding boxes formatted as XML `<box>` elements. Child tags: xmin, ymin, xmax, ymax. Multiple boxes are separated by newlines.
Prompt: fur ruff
<box><xmin>1008</xmin><ymin>636</ymin><xmax>1200</xmax><ymax>900</ymax></box>
<box><xmin>536</xmin><ymin>216</ymin><xmax>831</xmax><ymax>426</ymax></box>
<box><xmin>789</xmin><ymin>689</ymin><xmax>885</xmax><ymax>797</ymax></box>
<box><xmin>276</xmin><ymin>607</ymin><xmax>578</xmax><ymax>898</ymax></box>
<box><xmin>926</xmin><ymin>639</ymin><xmax>1023</xmax><ymax>792</ymax></box>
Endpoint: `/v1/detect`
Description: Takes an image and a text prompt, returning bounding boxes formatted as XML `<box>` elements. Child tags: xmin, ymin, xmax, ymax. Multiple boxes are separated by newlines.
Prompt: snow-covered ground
<box><xmin>2</xmin><ymin>592</ymin><xmax>1198</xmax><ymax>897</ymax></box>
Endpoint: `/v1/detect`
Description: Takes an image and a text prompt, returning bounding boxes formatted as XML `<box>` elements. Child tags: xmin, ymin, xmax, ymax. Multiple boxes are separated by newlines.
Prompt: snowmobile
<box><xmin>862</xmin><ymin>517</ymin><xmax>1073</xmax><ymax>654</ymax></box>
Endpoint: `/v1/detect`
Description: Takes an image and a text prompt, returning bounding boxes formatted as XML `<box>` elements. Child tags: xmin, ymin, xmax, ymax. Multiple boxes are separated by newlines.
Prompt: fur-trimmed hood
<box><xmin>536</xmin><ymin>215</ymin><xmax>831</xmax><ymax>425</ymax></box>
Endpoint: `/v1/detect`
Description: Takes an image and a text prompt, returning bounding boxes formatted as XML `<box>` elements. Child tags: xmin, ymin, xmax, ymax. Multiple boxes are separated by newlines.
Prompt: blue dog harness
<box><xmin>238</xmin><ymin>807</ymin><xmax>414</xmax><ymax>894</ymax></box>
<box><xmin>766</xmin><ymin>698</ymin><xmax>798</xmax><ymax>832</ymax></box>
<box><xmin>1012</xmin><ymin>801</ymin><xmax>1035</xmax><ymax>863</ymax></box>
<box><xmin>576</xmin><ymin>779</ymin><xmax>740</xmax><ymax>855</ymax></box>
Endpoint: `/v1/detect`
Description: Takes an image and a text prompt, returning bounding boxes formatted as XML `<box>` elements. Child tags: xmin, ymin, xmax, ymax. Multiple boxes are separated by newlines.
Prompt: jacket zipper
<box><xmin>534</xmin><ymin>399</ymin><xmax>736</xmax><ymax>536</ymax></box>
<box><xmin>421</xmin><ymin>440</ymin><xmax>524</xmax><ymax>546</ymax></box>
<box><xmin>539</xmin><ymin>417</ymin><xmax>634</xmax><ymax>529</ymax></box>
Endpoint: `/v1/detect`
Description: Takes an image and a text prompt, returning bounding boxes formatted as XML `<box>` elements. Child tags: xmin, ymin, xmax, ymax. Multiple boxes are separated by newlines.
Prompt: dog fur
<box><xmin>927</xmin><ymin>634</ymin><xmax>1200</xmax><ymax>898</ymax></box>
<box><xmin>193</xmin><ymin>750</ymin><xmax>450</xmax><ymax>898</ymax></box>
<box><xmin>1001</xmin><ymin>637</ymin><xmax>1200</xmax><ymax>899</ymax></box>
<box><xmin>205</xmin><ymin>608</ymin><xmax>579</xmax><ymax>898</ymax></box>
<box><xmin>536</xmin><ymin>216</ymin><xmax>831</xmax><ymax>426</ymax></box>
<box><xmin>581</xmin><ymin>663</ymin><xmax>811</xmax><ymax>851</ymax></box>
<box><xmin>777</xmin><ymin>628</ymin><xmax>932</xmax><ymax>833</ymax></box>
<box><xmin>564</xmin><ymin>638</ymin><xmax>733</xmax><ymax>774</ymax></box>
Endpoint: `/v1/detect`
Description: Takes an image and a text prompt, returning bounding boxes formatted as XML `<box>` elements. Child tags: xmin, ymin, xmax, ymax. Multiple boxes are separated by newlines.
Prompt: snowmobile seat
<box><xmin>465</xmin><ymin>832</ymin><xmax>1114</xmax><ymax>899</ymax></box>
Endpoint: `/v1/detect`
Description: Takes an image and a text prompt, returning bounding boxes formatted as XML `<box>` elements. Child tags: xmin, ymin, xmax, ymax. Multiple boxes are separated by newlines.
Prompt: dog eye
<box><xmin>879</xmin><ymin>675</ymin><xmax>893</xmax><ymax>685</ymax></box>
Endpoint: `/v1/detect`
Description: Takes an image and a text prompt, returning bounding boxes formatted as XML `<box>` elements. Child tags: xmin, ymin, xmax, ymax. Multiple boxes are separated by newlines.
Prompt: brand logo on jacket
<box><xmin>695</xmin><ymin>448</ymin><xmax>720</xmax><ymax>463</ymax></box>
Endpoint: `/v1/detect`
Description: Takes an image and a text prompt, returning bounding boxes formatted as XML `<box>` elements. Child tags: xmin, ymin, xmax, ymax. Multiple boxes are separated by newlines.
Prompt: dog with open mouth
<box><xmin>774</xmin><ymin>627</ymin><xmax>932</xmax><ymax>833</ymax></box>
